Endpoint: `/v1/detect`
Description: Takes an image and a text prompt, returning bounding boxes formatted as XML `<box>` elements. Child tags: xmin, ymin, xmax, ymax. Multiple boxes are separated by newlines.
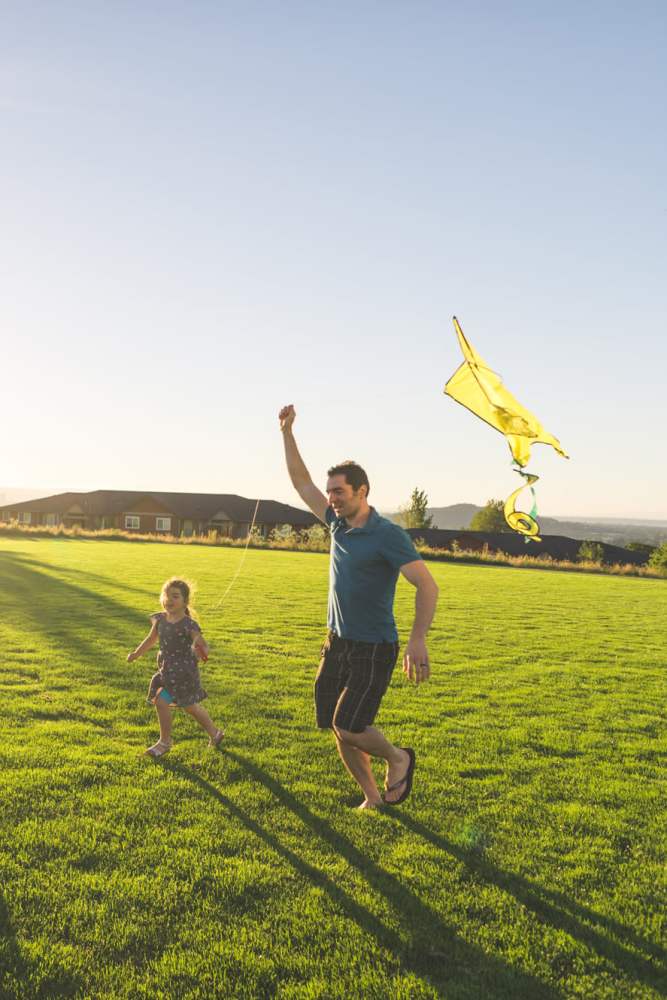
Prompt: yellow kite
<box><xmin>444</xmin><ymin>316</ymin><xmax>568</xmax><ymax>539</ymax></box>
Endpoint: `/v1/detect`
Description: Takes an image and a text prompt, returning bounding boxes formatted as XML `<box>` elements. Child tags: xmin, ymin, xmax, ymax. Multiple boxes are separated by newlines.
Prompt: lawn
<box><xmin>0</xmin><ymin>537</ymin><xmax>665</xmax><ymax>999</ymax></box>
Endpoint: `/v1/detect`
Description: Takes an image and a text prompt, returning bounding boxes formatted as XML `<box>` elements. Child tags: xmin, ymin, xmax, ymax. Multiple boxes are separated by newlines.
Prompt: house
<box><xmin>0</xmin><ymin>490</ymin><xmax>318</xmax><ymax>539</ymax></box>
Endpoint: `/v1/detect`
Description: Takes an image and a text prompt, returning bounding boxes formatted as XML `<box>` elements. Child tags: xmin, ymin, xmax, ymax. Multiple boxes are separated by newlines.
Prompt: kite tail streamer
<box><xmin>504</xmin><ymin>465</ymin><xmax>541</xmax><ymax>542</ymax></box>
<box><xmin>213</xmin><ymin>498</ymin><xmax>261</xmax><ymax>609</ymax></box>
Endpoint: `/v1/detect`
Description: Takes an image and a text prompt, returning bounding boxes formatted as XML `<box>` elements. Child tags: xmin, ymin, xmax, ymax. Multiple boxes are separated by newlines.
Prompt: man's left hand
<box><xmin>403</xmin><ymin>638</ymin><xmax>430</xmax><ymax>685</ymax></box>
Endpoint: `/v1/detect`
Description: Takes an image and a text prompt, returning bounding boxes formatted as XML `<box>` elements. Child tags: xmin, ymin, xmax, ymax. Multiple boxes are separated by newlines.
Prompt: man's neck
<box><xmin>345</xmin><ymin>503</ymin><xmax>372</xmax><ymax>529</ymax></box>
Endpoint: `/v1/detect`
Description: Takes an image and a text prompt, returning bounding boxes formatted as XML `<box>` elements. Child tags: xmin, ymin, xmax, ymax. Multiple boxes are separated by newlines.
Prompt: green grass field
<box><xmin>0</xmin><ymin>537</ymin><xmax>665</xmax><ymax>999</ymax></box>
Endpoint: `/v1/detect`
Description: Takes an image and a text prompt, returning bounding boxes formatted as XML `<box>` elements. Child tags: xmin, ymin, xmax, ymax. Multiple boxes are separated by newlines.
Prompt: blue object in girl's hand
<box><xmin>157</xmin><ymin>688</ymin><xmax>176</xmax><ymax>705</ymax></box>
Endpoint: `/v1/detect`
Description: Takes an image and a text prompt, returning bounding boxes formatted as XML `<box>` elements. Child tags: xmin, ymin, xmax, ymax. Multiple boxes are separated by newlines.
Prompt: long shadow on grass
<box><xmin>0</xmin><ymin>553</ymin><xmax>149</xmax><ymax>706</ymax></box>
<box><xmin>165</xmin><ymin>756</ymin><xmax>559</xmax><ymax>1000</ymax></box>
<box><xmin>11</xmin><ymin>551</ymin><xmax>152</xmax><ymax>596</ymax></box>
<box><xmin>0</xmin><ymin>893</ymin><xmax>82</xmax><ymax>997</ymax></box>
<box><xmin>390</xmin><ymin>813</ymin><xmax>666</xmax><ymax>993</ymax></box>
<box><xmin>0</xmin><ymin>550</ymin><xmax>152</xmax><ymax>600</ymax></box>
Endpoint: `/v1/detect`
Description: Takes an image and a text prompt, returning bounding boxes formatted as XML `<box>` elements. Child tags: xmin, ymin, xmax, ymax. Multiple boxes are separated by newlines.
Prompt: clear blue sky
<box><xmin>2</xmin><ymin>2</ymin><xmax>665</xmax><ymax>517</ymax></box>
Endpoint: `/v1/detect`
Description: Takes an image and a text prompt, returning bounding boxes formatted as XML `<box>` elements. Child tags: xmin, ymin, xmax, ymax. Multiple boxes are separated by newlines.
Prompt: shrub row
<box><xmin>2</xmin><ymin>520</ymin><xmax>666</xmax><ymax>578</ymax></box>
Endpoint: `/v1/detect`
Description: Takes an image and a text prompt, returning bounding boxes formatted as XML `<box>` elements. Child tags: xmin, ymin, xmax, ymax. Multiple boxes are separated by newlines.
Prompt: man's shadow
<box><xmin>164</xmin><ymin>752</ymin><xmax>560</xmax><ymax>999</ymax></box>
<box><xmin>390</xmin><ymin>812</ymin><xmax>665</xmax><ymax>993</ymax></box>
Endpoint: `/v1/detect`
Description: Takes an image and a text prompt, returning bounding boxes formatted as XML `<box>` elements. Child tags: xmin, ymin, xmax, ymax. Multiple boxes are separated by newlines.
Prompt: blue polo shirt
<box><xmin>325</xmin><ymin>506</ymin><xmax>421</xmax><ymax>643</ymax></box>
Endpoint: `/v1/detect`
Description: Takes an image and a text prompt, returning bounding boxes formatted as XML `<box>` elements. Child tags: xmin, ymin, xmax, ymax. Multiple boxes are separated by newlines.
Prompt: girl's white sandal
<box><xmin>208</xmin><ymin>730</ymin><xmax>224</xmax><ymax>748</ymax></box>
<box><xmin>144</xmin><ymin>739</ymin><xmax>172</xmax><ymax>758</ymax></box>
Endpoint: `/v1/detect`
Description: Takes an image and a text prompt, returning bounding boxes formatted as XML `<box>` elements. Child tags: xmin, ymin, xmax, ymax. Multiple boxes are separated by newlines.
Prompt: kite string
<box><xmin>212</xmin><ymin>498</ymin><xmax>261</xmax><ymax>609</ymax></box>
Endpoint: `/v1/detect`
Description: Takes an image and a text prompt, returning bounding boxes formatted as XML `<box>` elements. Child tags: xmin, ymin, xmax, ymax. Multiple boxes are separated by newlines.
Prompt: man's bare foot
<box><xmin>384</xmin><ymin>748</ymin><xmax>414</xmax><ymax>804</ymax></box>
<box><xmin>357</xmin><ymin>798</ymin><xmax>383</xmax><ymax>810</ymax></box>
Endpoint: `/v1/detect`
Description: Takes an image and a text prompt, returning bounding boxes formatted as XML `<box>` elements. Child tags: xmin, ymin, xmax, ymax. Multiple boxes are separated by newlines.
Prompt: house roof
<box><xmin>1</xmin><ymin>490</ymin><xmax>318</xmax><ymax>526</ymax></box>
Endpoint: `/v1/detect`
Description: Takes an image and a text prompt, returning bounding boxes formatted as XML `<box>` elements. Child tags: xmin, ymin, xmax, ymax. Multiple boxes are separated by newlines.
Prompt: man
<box><xmin>279</xmin><ymin>404</ymin><xmax>439</xmax><ymax>810</ymax></box>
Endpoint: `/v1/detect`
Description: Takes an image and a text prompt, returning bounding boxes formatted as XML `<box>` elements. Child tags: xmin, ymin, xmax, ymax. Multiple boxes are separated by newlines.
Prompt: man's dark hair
<box><xmin>327</xmin><ymin>461</ymin><xmax>370</xmax><ymax>497</ymax></box>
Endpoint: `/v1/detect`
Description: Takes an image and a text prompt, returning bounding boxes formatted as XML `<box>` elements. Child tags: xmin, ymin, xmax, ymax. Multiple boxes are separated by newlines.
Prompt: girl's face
<box><xmin>162</xmin><ymin>586</ymin><xmax>187</xmax><ymax>615</ymax></box>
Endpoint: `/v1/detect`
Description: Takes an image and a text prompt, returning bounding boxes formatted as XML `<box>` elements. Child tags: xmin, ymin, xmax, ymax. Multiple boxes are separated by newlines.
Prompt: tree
<box><xmin>648</xmin><ymin>542</ymin><xmax>667</xmax><ymax>574</ymax></box>
<box><xmin>397</xmin><ymin>488</ymin><xmax>433</xmax><ymax>529</ymax></box>
<box><xmin>577</xmin><ymin>541</ymin><xmax>605</xmax><ymax>564</ymax></box>
<box><xmin>469</xmin><ymin>499</ymin><xmax>509</xmax><ymax>533</ymax></box>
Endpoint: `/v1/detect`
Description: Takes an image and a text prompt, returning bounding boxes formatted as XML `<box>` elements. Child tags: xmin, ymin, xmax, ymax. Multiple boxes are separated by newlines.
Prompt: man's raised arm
<box><xmin>279</xmin><ymin>404</ymin><xmax>329</xmax><ymax>523</ymax></box>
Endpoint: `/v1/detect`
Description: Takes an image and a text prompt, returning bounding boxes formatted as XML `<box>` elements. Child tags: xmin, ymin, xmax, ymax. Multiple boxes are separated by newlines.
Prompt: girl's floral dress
<box><xmin>147</xmin><ymin>612</ymin><xmax>207</xmax><ymax>707</ymax></box>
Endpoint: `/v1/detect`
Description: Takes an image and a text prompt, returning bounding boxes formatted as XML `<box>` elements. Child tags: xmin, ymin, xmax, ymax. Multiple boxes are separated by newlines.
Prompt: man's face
<box><xmin>326</xmin><ymin>474</ymin><xmax>366</xmax><ymax>519</ymax></box>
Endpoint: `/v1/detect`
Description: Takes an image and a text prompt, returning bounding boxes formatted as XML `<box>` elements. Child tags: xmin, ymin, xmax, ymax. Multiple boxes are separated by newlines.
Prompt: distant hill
<box><xmin>532</xmin><ymin>516</ymin><xmax>667</xmax><ymax>547</ymax></box>
<box><xmin>421</xmin><ymin>504</ymin><xmax>480</xmax><ymax>530</ymax></box>
<box><xmin>387</xmin><ymin>504</ymin><xmax>667</xmax><ymax>548</ymax></box>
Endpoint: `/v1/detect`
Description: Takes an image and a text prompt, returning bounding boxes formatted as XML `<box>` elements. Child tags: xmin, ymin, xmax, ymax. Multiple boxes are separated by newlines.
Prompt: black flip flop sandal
<box><xmin>383</xmin><ymin>748</ymin><xmax>416</xmax><ymax>805</ymax></box>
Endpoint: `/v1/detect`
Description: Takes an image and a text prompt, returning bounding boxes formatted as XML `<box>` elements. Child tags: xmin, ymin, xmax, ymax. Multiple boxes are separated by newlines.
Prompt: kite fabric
<box><xmin>444</xmin><ymin>317</ymin><xmax>568</xmax><ymax>468</ymax></box>
<box><xmin>444</xmin><ymin>316</ymin><xmax>568</xmax><ymax>540</ymax></box>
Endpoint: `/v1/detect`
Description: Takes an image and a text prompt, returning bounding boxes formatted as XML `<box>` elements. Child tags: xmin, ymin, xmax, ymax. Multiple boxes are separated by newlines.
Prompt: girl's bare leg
<box><xmin>155</xmin><ymin>699</ymin><xmax>173</xmax><ymax>744</ymax></box>
<box><xmin>185</xmin><ymin>703</ymin><xmax>222</xmax><ymax>741</ymax></box>
<box><xmin>145</xmin><ymin>699</ymin><xmax>173</xmax><ymax>756</ymax></box>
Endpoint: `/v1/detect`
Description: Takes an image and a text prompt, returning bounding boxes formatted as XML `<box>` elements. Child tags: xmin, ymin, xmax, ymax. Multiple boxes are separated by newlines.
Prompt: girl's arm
<box><xmin>192</xmin><ymin>630</ymin><xmax>209</xmax><ymax>663</ymax></box>
<box><xmin>127</xmin><ymin>624</ymin><xmax>159</xmax><ymax>662</ymax></box>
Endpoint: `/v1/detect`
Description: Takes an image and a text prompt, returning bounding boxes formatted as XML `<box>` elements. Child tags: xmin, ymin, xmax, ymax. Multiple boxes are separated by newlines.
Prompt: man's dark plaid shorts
<box><xmin>314</xmin><ymin>631</ymin><xmax>400</xmax><ymax>733</ymax></box>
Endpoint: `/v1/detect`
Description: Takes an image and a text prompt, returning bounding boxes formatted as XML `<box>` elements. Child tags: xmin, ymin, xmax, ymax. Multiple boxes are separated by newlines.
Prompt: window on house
<box><xmin>156</xmin><ymin>517</ymin><xmax>171</xmax><ymax>532</ymax></box>
<box><xmin>125</xmin><ymin>515</ymin><xmax>140</xmax><ymax>530</ymax></box>
<box><xmin>18</xmin><ymin>512</ymin><xmax>32</xmax><ymax>524</ymax></box>
<box><xmin>45</xmin><ymin>513</ymin><xmax>57</xmax><ymax>527</ymax></box>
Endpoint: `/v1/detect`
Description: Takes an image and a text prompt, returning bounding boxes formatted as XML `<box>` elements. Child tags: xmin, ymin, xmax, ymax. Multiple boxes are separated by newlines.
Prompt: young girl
<box><xmin>127</xmin><ymin>577</ymin><xmax>224</xmax><ymax>758</ymax></box>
